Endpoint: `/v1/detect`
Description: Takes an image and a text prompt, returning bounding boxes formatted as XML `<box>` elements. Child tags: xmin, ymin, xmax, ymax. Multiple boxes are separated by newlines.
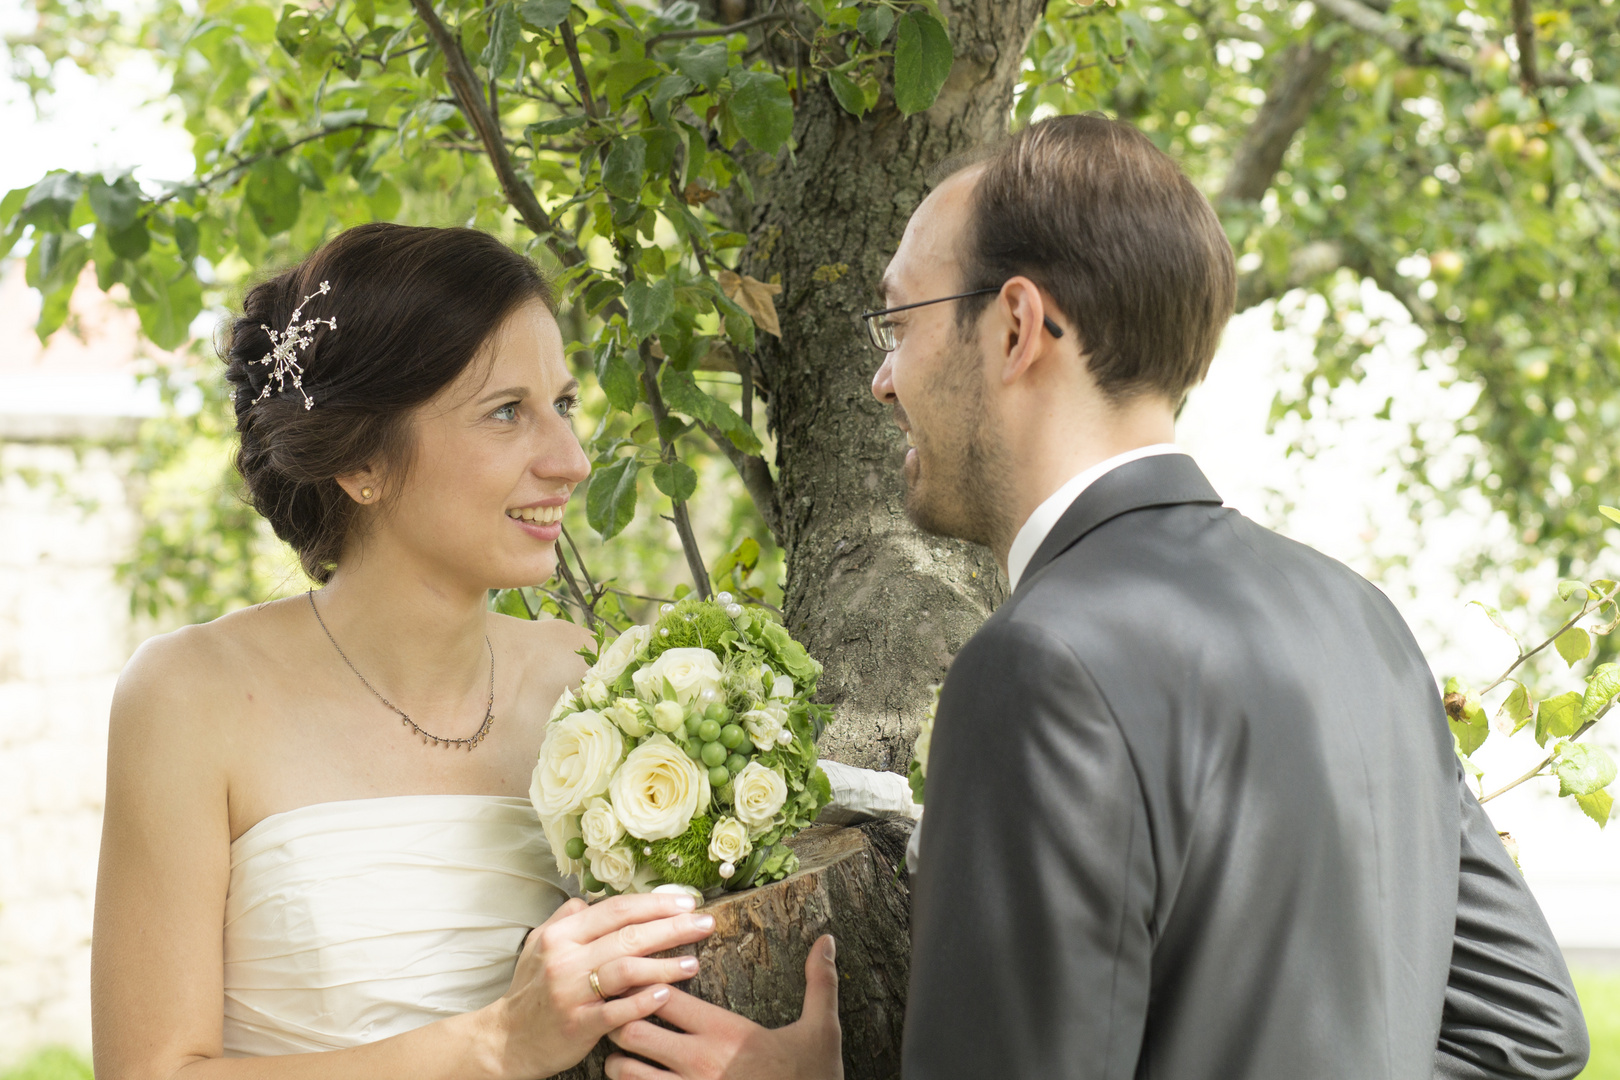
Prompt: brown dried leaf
<box><xmin>718</xmin><ymin>269</ymin><xmax>783</xmax><ymax>338</ymax></box>
<box><xmin>681</xmin><ymin>183</ymin><xmax>720</xmax><ymax>206</ymax></box>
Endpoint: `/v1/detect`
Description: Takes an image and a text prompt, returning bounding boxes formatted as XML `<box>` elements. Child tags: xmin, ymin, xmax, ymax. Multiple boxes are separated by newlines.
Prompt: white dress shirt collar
<box><xmin>1005</xmin><ymin>444</ymin><xmax>1187</xmax><ymax>591</ymax></box>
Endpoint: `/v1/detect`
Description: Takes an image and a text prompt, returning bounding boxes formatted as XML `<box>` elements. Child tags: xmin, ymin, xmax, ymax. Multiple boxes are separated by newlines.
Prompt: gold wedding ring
<box><xmin>589</xmin><ymin>969</ymin><xmax>608</xmax><ymax>1002</ymax></box>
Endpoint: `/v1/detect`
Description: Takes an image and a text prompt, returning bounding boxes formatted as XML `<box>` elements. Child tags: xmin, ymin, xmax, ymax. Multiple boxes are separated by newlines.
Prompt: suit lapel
<box><xmin>1018</xmin><ymin>454</ymin><xmax>1224</xmax><ymax>589</ymax></box>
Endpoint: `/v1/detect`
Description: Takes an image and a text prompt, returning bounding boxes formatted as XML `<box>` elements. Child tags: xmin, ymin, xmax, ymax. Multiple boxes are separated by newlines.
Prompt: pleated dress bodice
<box><xmin>223</xmin><ymin>794</ymin><xmax>573</xmax><ymax>1056</ymax></box>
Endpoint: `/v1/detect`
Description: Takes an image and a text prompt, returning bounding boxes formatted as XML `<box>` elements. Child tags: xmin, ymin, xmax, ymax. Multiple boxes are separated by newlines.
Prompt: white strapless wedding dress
<box><xmin>223</xmin><ymin>794</ymin><xmax>574</xmax><ymax>1055</ymax></box>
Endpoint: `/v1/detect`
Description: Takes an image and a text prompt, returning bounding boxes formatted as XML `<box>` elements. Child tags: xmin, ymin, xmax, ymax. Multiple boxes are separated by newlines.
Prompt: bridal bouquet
<box><xmin>531</xmin><ymin>595</ymin><xmax>834</xmax><ymax>896</ymax></box>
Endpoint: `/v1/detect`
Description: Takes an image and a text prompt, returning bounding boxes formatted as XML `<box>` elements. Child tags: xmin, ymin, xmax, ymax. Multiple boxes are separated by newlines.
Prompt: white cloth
<box><xmin>223</xmin><ymin>794</ymin><xmax>572</xmax><ymax>1055</ymax></box>
<box><xmin>814</xmin><ymin>760</ymin><xmax>922</xmax><ymax>826</ymax></box>
<box><xmin>1005</xmin><ymin>444</ymin><xmax>1186</xmax><ymax>591</ymax></box>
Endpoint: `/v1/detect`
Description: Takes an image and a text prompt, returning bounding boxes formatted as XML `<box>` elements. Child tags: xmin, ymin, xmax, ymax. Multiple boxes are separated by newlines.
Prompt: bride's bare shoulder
<box><xmin>492</xmin><ymin>610</ymin><xmax>595</xmax><ymax>670</ymax></box>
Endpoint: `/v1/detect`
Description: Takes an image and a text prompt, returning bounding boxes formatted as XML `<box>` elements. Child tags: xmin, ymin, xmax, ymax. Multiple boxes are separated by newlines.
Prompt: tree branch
<box><xmin>1311</xmin><ymin>0</ymin><xmax>1472</xmax><ymax>76</ymax></box>
<box><xmin>1218</xmin><ymin>40</ymin><xmax>1339</xmax><ymax>205</ymax></box>
<box><xmin>150</xmin><ymin>121</ymin><xmax>390</xmax><ymax>206</ymax></box>
<box><xmin>1511</xmin><ymin>0</ymin><xmax>1540</xmax><ymax>92</ymax></box>
<box><xmin>637</xmin><ymin>340</ymin><xmax>713</xmax><ymax>598</ymax></box>
<box><xmin>645</xmin><ymin>12</ymin><xmax>791</xmax><ymax>48</ymax></box>
<box><xmin>410</xmin><ymin>0</ymin><xmax>567</xmax><ymax>257</ymax></box>
<box><xmin>702</xmin><ymin>420</ymin><xmax>780</xmax><ymax>538</ymax></box>
<box><xmin>558</xmin><ymin>19</ymin><xmax>599</xmax><ymax>118</ymax></box>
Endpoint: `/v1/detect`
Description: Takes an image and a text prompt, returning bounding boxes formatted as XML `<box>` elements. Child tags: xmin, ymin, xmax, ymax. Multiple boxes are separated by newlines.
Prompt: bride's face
<box><xmin>368</xmin><ymin>299</ymin><xmax>591</xmax><ymax>590</ymax></box>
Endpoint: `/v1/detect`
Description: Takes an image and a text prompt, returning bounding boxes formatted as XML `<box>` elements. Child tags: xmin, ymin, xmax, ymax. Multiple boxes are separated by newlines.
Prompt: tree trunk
<box><xmin>743</xmin><ymin>0</ymin><xmax>1048</xmax><ymax>770</ymax></box>
<box><xmin>556</xmin><ymin>820</ymin><xmax>914</xmax><ymax>1080</ymax></box>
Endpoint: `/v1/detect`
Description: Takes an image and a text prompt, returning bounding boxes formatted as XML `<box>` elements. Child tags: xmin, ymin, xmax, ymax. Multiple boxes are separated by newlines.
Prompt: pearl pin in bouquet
<box><xmin>530</xmin><ymin>594</ymin><xmax>834</xmax><ymax>896</ymax></box>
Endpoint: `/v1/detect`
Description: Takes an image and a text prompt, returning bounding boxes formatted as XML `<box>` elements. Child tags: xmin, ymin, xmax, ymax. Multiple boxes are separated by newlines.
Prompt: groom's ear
<box><xmin>995</xmin><ymin>276</ymin><xmax>1056</xmax><ymax>387</ymax></box>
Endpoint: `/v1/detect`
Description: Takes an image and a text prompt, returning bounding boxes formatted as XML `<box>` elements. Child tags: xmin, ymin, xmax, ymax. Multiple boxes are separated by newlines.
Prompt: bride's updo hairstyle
<box><xmin>222</xmin><ymin>223</ymin><xmax>556</xmax><ymax>582</ymax></box>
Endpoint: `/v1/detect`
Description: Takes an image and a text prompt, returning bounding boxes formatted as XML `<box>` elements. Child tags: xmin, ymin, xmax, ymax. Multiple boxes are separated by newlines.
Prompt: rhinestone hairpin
<box><xmin>252</xmin><ymin>280</ymin><xmax>337</xmax><ymax>410</ymax></box>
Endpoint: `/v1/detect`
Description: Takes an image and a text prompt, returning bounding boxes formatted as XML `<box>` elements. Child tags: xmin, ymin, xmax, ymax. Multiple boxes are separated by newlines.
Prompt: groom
<box><xmin>605</xmin><ymin>115</ymin><xmax>1589</xmax><ymax>1079</ymax></box>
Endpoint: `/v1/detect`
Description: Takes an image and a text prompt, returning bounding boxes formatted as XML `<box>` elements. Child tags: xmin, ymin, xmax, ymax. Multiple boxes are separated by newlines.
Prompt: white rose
<box><xmin>609</xmin><ymin>734</ymin><xmax>712</xmax><ymax>840</ymax></box>
<box><xmin>732</xmin><ymin>761</ymin><xmax>788</xmax><ymax>833</ymax></box>
<box><xmin>742</xmin><ymin>702</ymin><xmax>789</xmax><ymax>752</ymax></box>
<box><xmin>538</xmin><ymin>809</ymin><xmax>584</xmax><ymax>879</ymax></box>
<box><xmin>591</xmin><ymin>624</ymin><xmax>652</xmax><ymax>684</ymax></box>
<box><xmin>533</xmin><ymin>710</ymin><xmax>624</xmax><ymax>817</ymax></box>
<box><xmin>588</xmin><ymin>845</ymin><xmax>638</xmax><ymax>892</ymax></box>
<box><xmin>651</xmin><ymin>700</ymin><xmax>687</xmax><ymax>734</ymax></box>
<box><xmin>638</xmin><ymin>647</ymin><xmax>725</xmax><ymax>706</ymax></box>
<box><xmin>581</xmin><ymin>673</ymin><xmax>612</xmax><ymax>708</ymax></box>
<box><xmin>581</xmin><ymin>796</ymin><xmax>625</xmax><ymax>852</ymax></box>
<box><xmin>708</xmin><ymin>816</ymin><xmax>752</xmax><ymax>865</ymax></box>
<box><xmin>652</xmin><ymin>882</ymin><xmax>705</xmax><ymax>903</ymax></box>
<box><xmin>605</xmin><ymin>697</ymin><xmax>650</xmax><ymax>738</ymax></box>
<box><xmin>770</xmin><ymin>674</ymin><xmax>795</xmax><ymax>700</ymax></box>
<box><xmin>549</xmin><ymin>687</ymin><xmax>578</xmax><ymax>721</ymax></box>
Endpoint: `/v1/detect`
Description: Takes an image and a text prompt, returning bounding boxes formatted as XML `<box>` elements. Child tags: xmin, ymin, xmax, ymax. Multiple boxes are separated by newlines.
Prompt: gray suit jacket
<box><xmin>904</xmin><ymin>455</ymin><xmax>1588</xmax><ymax>1079</ymax></box>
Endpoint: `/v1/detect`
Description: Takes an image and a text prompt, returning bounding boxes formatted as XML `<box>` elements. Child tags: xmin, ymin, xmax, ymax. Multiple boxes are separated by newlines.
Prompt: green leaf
<box><xmin>586</xmin><ymin>456</ymin><xmax>640</xmax><ymax>539</ymax></box>
<box><xmin>27</xmin><ymin>230</ymin><xmax>90</xmax><ymax>295</ymax></box>
<box><xmin>594</xmin><ymin>343</ymin><xmax>642</xmax><ymax>412</ymax></box>
<box><xmin>105</xmin><ymin>220</ymin><xmax>151</xmax><ymax>260</ymax></box>
<box><xmin>1556</xmin><ymin>626</ymin><xmax>1592</xmax><ymax>666</ymax></box>
<box><xmin>132</xmin><ymin>268</ymin><xmax>202</xmax><ymax>350</ymax></box>
<box><xmin>858</xmin><ymin>4</ymin><xmax>895</xmax><ymax>46</ymax></box>
<box><xmin>1581</xmin><ymin>662</ymin><xmax>1620</xmax><ymax>719</ymax></box>
<box><xmin>649</xmin><ymin>75</ymin><xmax>695</xmax><ymax>123</ymax></box>
<box><xmin>827</xmin><ymin>69</ymin><xmax>868</xmax><ymax>117</ymax></box>
<box><xmin>1600</xmin><ymin>505</ymin><xmax>1620</xmax><ymax>526</ymax></box>
<box><xmin>519</xmin><ymin>0</ymin><xmax>572</xmax><ymax>29</ymax></box>
<box><xmin>172</xmin><ymin>217</ymin><xmax>199</xmax><ymax>263</ymax></box>
<box><xmin>1468</xmin><ymin>601</ymin><xmax>1521</xmax><ymax>648</ymax></box>
<box><xmin>1449</xmin><ymin>695</ymin><xmax>1489</xmax><ymax>756</ymax></box>
<box><xmin>1558</xmin><ymin>579</ymin><xmax>1589</xmax><ymax>602</ymax></box>
<box><xmin>1575</xmin><ymin>788</ymin><xmax>1614</xmax><ymax>827</ymax></box>
<box><xmin>659</xmin><ymin>367</ymin><xmax>762</xmax><ymax>453</ymax></box>
<box><xmin>87</xmin><ymin>175</ymin><xmax>142</xmax><ymax>232</ymax></box>
<box><xmin>726</xmin><ymin>69</ymin><xmax>794</xmax><ymax>152</ymax></box>
<box><xmin>1551</xmin><ymin>741</ymin><xmax>1618</xmax><ymax>797</ymax></box>
<box><xmin>623</xmin><ymin>275</ymin><xmax>674</xmax><ymax>338</ymax></box>
<box><xmin>602</xmin><ymin>135</ymin><xmax>647</xmax><ymax>201</ymax></box>
<box><xmin>651</xmin><ymin>460</ymin><xmax>698</xmax><ymax>501</ymax></box>
<box><xmin>20</xmin><ymin>171</ymin><xmax>85</xmax><ymax>230</ymax></box>
<box><xmin>674</xmin><ymin>43</ymin><xmax>729</xmax><ymax>90</ymax></box>
<box><xmin>603</xmin><ymin>58</ymin><xmax>661</xmax><ymax>109</ymax></box>
<box><xmin>1536</xmin><ymin>690</ymin><xmax>1583</xmax><ymax>746</ymax></box>
<box><xmin>480</xmin><ymin>2</ymin><xmax>519</xmax><ymax>73</ymax></box>
<box><xmin>528</xmin><ymin>115</ymin><xmax>586</xmax><ymax>139</ymax></box>
<box><xmin>1452</xmin><ymin>730</ymin><xmax>1484</xmax><ymax>787</ymax></box>
<box><xmin>492</xmin><ymin>587</ymin><xmax>535</xmax><ymax>619</ymax></box>
<box><xmin>1496</xmin><ymin>681</ymin><xmax>1534</xmax><ymax>736</ymax></box>
<box><xmin>243</xmin><ymin>157</ymin><xmax>303</xmax><ymax>238</ymax></box>
<box><xmin>892</xmin><ymin>11</ymin><xmax>952</xmax><ymax>116</ymax></box>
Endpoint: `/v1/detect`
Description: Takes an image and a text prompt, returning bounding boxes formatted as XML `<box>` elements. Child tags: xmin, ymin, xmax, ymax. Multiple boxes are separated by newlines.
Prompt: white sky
<box><xmin>3</xmin><ymin>0</ymin><xmax>1616</xmax><ymax>945</ymax></box>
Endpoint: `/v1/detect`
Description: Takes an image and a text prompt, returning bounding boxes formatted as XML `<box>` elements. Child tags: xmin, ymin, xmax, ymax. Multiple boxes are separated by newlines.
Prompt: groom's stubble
<box><xmin>900</xmin><ymin>324</ymin><xmax>1018</xmax><ymax>558</ymax></box>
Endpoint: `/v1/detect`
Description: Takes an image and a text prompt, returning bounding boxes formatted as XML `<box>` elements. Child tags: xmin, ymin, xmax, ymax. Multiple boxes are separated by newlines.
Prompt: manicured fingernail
<box><xmin>653</xmin><ymin>986</ymin><xmax>671</xmax><ymax>1001</ymax></box>
<box><xmin>679</xmin><ymin>956</ymin><xmax>699</xmax><ymax>973</ymax></box>
<box><xmin>673</xmin><ymin>895</ymin><xmax>697</xmax><ymax>910</ymax></box>
<box><xmin>823</xmin><ymin>936</ymin><xmax>836</xmax><ymax>962</ymax></box>
<box><xmin>693</xmin><ymin>914</ymin><xmax>715</xmax><ymax>930</ymax></box>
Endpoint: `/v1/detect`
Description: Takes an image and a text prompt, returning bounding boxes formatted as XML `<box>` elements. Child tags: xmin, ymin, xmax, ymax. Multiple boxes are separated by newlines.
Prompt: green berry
<box><xmin>685</xmin><ymin>712</ymin><xmax>705</xmax><ymax>736</ymax></box>
<box><xmin>719</xmin><ymin>723</ymin><xmax>746</xmax><ymax>749</ymax></box>
<box><xmin>564</xmin><ymin>836</ymin><xmax>587</xmax><ymax>861</ymax></box>
<box><xmin>701</xmin><ymin>741</ymin><xmax>728</xmax><ymax>767</ymax></box>
<box><xmin>705</xmin><ymin>703</ymin><xmax>733</xmax><ymax>723</ymax></box>
<box><xmin>684</xmin><ymin>739</ymin><xmax>703</xmax><ymax>760</ymax></box>
<box><xmin>726</xmin><ymin>753</ymin><xmax>748</xmax><ymax>774</ymax></box>
<box><xmin>708</xmin><ymin>765</ymin><xmax>732</xmax><ymax>787</ymax></box>
<box><xmin>581</xmin><ymin>869</ymin><xmax>602</xmax><ymax>892</ymax></box>
<box><xmin>697</xmin><ymin>719</ymin><xmax>722</xmax><ymax>743</ymax></box>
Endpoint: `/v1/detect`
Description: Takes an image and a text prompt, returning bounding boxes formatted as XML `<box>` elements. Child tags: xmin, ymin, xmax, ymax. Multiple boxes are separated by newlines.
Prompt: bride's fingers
<box><xmin>519</xmin><ymin>898</ymin><xmax>589</xmax><ymax>959</ymax></box>
<box><xmin>593</xmin><ymin>954</ymin><xmax>701</xmax><ymax>998</ymax></box>
<box><xmin>579</xmin><ymin>911</ymin><xmax>716</xmax><ymax>971</ymax></box>
<box><xmin>559</xmin><ymin>892</ymin><xmax>699</xmax><ymax>944</ymax></box>
<box><xmin>603</xmin><ymin>1051</ymin><xmax>679</xmax><ymax>1080</ymax></box>
<box><xmin>591</xmin><ymin>983</ymin><xmax>675</xmax><ymax>1036</ymax></box>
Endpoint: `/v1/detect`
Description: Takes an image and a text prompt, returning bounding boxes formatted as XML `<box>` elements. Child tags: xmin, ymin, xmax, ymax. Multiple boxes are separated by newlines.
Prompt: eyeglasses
<box><xmin>859</xmin><ymin>287</ymin><xmax>1066</xmax><ymax>352</ymax></box>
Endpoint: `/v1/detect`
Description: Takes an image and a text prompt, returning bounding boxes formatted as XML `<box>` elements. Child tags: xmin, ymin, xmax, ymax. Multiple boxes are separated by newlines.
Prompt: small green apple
<box><xmin>1486</xmin><ymin>123</ymin><xmax>1526</xmax><ymax>160</ymax></box>
<box><xmin>1429</xmin><ymin>250</ymin><xmax>1464</xmax><ymax>282</ymax></box>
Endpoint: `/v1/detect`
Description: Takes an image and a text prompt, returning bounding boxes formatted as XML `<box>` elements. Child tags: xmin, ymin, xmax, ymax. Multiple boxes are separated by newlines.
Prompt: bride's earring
<box><xmin>361</xmin><ymin>487</ymin><xmax>374</xmax><ymax>501</ymax></box>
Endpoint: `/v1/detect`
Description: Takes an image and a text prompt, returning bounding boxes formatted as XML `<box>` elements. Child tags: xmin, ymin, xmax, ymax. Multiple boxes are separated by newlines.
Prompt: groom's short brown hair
<box><xmin>952</xmin><ymin>114</ymin><xmax>1236</xmax><ymax>404</ymax></box>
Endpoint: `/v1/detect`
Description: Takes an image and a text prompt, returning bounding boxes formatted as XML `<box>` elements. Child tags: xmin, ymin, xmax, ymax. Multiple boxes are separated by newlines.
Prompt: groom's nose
<box><xmin>871</xmin><ymin>353</ymin><xmax>897</xmax><ymax>404</ymax></box>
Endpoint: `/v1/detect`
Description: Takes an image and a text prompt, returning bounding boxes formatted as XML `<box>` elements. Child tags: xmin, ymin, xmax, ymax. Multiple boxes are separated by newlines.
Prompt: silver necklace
<box><xmin>307</xmin><ymin>589</ymin><xmax>495</xmax><ymax>751</ymax></box>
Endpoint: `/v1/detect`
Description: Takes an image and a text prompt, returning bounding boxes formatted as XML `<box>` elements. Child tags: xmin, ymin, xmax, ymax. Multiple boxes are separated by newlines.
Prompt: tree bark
<box><xmin>556</xmin><ymin>821</ymin><xmax>914</xmax><ymax>1080</ymax></box>
<box><xmin>743</xmin><ymin>0</ymin><xmax>1047</xmax><ymax>771</ymax></box>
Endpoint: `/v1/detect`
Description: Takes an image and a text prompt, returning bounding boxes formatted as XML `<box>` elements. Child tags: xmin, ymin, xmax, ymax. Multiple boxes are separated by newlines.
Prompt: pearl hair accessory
<box><xmin>252</xmin><ymin>280</ymin><xmax>337</xmax><ymax>410</ymax></box>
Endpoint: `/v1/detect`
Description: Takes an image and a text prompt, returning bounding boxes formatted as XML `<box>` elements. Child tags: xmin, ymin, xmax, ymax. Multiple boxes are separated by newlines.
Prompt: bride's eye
<box><xmin>554</xmin><ymin>394</ymin><xmax>580</xmax><ymax>419</ymax></box>
<box><xmin>491</xmin><ymin>402</ymin><xmax>520</xmax><ymax>423</ymax></box>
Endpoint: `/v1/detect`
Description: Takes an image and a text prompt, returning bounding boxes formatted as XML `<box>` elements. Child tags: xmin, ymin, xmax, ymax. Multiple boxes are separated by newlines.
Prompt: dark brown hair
<box><xmin>954</xmin><ymin>114</ymin><xmax>1236</xmax><ymax>402</ymax></box>
<box><xmin>222</xmin><ymin>223</ymin><xmax>555</xmax><ymax>582</ymax></box>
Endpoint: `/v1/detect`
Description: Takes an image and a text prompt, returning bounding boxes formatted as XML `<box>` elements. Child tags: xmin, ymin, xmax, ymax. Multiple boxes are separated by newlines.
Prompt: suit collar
<box><xmin>1016</xmin><ymin>454</ymin><xmax>1223</xmax><ymax>589</ymax></box>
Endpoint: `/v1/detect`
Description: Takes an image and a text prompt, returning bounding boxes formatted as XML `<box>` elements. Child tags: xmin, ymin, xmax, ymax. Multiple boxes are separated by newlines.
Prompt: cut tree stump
<box><xmin>556</xmin><ymin>819</ymin><xmax>913</xmax><ymax>1080</ymax></box>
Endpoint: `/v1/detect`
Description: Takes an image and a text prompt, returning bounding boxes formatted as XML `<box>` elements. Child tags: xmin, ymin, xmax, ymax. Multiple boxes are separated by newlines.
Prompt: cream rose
<box><xmin>588</xmin><ymin>845</ymin><xmax>638</xmax><ymax>892</ymax></box>
<box><xmin>636</xmin><ymin>647</ymin><xmax>724</xmax><ymax>706</ymax></box>
<box><xmin>580</xmin><ymin>673</ymin><xmax>612</xmax><ymax>708</ymax></box>
<box><xmin>590</xmin><ymin>624</ymin><xmax>652</xmax><ymax>684</ymax></box>
<box><xmin>732</xmin><ymin>761</ymin><xmax>788</xmax><ymax>832</ymax></box>
<box><xmin>609</xmin><ymin>734</ymin><xmax>712</xmax><ymax>840</ymax></box>
<box><xmin>708</xmin><ymin>816</ymin><xmax>752</xmax><ymax>866</ymax></box>
<box><xmin>538</xmin><ymin>809</ymin><xmax>583</xmax><ymax>879</ymax></box>
<box><xmin>770</xmin><ymin>674</ymin><xmax>795</xmax><ymax>700</ymax></box>
<box><xmin>651</xmin><ymin>700</ymin><xmax>687</xmax><ymax>734</ymax></box>
<box><xmin>533</xmin><ymin>710</ymin><xmax>624</xmax><ymax>817</ymax></box>
<box><xmin>581</xmin><ymin>796</ymin><xmax>625</xmax><ymax>852</ymax></box>
<box><xmin>742</xmin><ymin>702</ymin><xmax>788</xmax><ymax>752</ymax></box>
<box><xmin>548</xmin><ymin>687</ymin><xmax>578</xmax><ymax>721</ymax></box>
<box><xmin>605</xmin><ymin>697</ymin><xmax>650</xmax><ymax>738</ymax></box>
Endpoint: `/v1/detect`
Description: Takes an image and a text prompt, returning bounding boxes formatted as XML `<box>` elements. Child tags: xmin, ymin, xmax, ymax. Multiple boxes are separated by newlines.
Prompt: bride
<box><xmin>91</xmin><ymin>223</ymin><xmax>730</xmax><ymax>1078</ymax></box>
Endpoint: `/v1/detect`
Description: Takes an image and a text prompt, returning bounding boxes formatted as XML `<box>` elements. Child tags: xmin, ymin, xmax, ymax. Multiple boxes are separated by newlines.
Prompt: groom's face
<box><xmin>870</xmin><ymin>169</ymin><xmax>1010</xmax><ymax>548</ymax></box>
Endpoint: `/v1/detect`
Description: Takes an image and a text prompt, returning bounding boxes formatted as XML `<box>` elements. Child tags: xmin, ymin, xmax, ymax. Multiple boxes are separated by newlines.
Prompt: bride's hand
<box><xmin>481</xmin><ymin>892</ymin><xmax>715</xmax><ymax>1080</ymax></box>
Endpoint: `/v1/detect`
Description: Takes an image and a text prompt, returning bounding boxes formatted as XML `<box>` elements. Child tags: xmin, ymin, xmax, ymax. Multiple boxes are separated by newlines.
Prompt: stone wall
<box><xmin>0</xmin><ymin>415</ymin><xmax>140</xmax><ymax>1064</ymax></box>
